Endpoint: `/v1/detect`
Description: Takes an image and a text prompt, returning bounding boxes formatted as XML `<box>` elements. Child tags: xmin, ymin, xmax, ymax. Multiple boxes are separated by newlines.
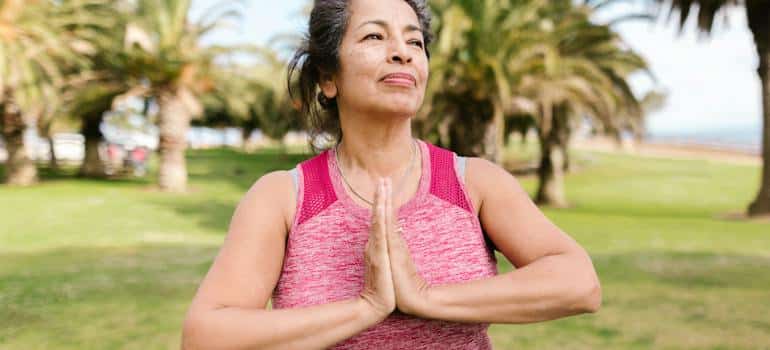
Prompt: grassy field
<box><xmin>1</xmin><ymin>144</ymin><xmax>769</xmax><ymax>349</ymax></box>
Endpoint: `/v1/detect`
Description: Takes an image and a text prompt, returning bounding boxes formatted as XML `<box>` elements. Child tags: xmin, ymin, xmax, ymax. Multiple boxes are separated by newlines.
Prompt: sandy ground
<box><xmin>571</xmin><ymin>136</ymin><xmax>761</xmax><ymax>166</ymax></box>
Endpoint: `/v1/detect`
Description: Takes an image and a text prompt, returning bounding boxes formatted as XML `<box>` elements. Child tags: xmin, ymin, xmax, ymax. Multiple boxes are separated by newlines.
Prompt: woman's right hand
<box><xmin>359</xmin><ymin>178</ymin><xmax>396</xmax><ymax>320</ymax></box>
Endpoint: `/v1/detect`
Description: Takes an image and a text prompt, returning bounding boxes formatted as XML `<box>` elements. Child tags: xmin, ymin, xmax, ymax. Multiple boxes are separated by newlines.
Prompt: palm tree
<box><xmin>426</xmin><ymin>0</ymin><xmax>649</xmax><ymax>207</ymax></box>
<box><xmin>424</xmin><ymin>0</ymin><xmax>546</xmax><ymax>162</ymax></box>
<box><xmin>0</xmin><ymin>0</ymin><xmax>113</xmax><ymax>185</ymax></box>
<box><xmin>199</xmin><ymin>71</ymin><xmax>298</xmax><ymax>149</ymax></box>
<box><xmin>128</xmin><ymin>0</ymin><xmax>245</xmax><ymax>192</ymax></box>
<box><xmin>198</xmin><ymin>67</ymin><xmax>258</xmax><ymax>140</ymax></box>
<box><xmin>57</xmin><ymin>3</ymin><xmax>135</xmax><ymax>178</ymax></box>
<box><xmin>197</xmin><ymin>43</ymin><xmax>301</xmax><ymax>152</ymax></box>
<box><xmin>649</xmin><ymin>0</ymin><xmax>770</xmax><ymax>216</ymax></box>
<box><xmin>69</xmin><ymin>83</ymin><xmax>133</xmax><ymax>177</ymax></box>
<box><xmin>251</xmin><ymin>47</ymin><xmax>302</xmax><ymax>143</ymax></box>
<box><xmin>517</xmin><ymin>1</ymin><xmax>650</xmax><ymax>207</ymax></box>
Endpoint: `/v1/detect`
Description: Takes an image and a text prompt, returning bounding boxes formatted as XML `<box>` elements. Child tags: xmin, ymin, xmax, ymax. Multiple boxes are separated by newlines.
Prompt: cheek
<box><xmin>339</xmin><ymin>48</ymin><xmax>382</xmax><ymax>88</ymax></box>
<box><xmin>416</xmin><ymin>58</ymin><xmax>429</xmax><ymax>87</ymax></box>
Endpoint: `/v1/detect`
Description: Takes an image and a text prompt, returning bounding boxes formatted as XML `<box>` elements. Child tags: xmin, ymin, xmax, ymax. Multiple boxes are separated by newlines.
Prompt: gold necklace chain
<box><xmin>334</xmin><ymin>138</ymin><xmax>417</xmax><ymax>207</ymax></box>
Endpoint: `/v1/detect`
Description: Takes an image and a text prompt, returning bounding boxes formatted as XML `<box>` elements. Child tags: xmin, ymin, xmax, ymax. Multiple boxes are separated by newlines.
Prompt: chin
<box><xmin>378</xmin><ymin>103</ymin><xmax>420</xmax><ymax>117</ymax></box>
<box><xmin>380</xmin><ymin>96</ymin><xmax>422</xmax><ymax>116</ymax></box>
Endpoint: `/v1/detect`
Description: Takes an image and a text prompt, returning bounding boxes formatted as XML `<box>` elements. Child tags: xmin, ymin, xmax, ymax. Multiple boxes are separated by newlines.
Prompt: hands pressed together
<box><xmin>359</xmin><ymin>178</ymin><xmax>432</xmax><ymax>320</ymax></box>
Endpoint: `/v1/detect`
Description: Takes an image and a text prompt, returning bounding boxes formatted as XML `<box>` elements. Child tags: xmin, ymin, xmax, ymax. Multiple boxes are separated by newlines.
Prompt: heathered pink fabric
<box><xmin>272</xmin><ymin>139</ymin><xmax>499</xmax><ymax>349</ymax></box>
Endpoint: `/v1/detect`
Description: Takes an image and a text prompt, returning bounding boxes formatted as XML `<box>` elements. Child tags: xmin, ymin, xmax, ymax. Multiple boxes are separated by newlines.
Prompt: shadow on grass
<box><xmin>148</xmin><ymin>198</ymin><xmax>238</xmax><ymax>233</ymax></box>
<box><xmin>140</xmin><ymin>148</ymin><xmax>310</xmax><ymax>233</ymax></box>
<box><xmin>492</xmin><ymin>249</ymin><xmax>770</xmax><ymax>349</ymax></box>
<box><xmin>592</xmin><ymin>250</ymin><xmax>770</xmax><ymax>290</ymax></box>
<box><xmin>2</xmin><ymin>245</ymin><xmax>769</xmax><ymax>349</ymax></box>
<box><xmin>186</xmin><ymin>148</ymin><xmax>309</xmax><ymax>190</ymax></box>
<box><xmin>0</xmin><ymin>147</ymin><xmax>311</xmax><ymax>190</ymax></box>
<box><xmin>0</xmin><ymin>163</ymin><xmax>155</xmax><ymax>187</ymax></box>
<box><xmin>2</xmin><ymin>148</ymin><xmax>310</xmax><ymax>236</ymax></box>
<box><xmin>554</xmin><ymin>204</ymin><xmax>723</xmax><ymax>221</ymax></box>
<box><xmin>493</xmin><ymin>250</ymin><xmax>770</xmax><ymax>290</ymax></box>
<box><xmin>0</xmin><ymin>243</ymin><xmax>218</xmax><ymax>349</ymax></box>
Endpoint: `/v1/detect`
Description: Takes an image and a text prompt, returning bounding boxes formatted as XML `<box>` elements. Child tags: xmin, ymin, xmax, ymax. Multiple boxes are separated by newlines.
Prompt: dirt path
<box><xmin>571</xmin><ymin>136</ymin><xmax>761</xmax><ymax>166</ymax></box>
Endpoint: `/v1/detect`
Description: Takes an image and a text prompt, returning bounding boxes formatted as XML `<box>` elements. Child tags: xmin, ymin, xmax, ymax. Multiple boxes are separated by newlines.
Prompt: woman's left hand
<box><xmin>383</xmin><ymin>178</ymin><xmax>432</xmax><ymax>316</ymax></box>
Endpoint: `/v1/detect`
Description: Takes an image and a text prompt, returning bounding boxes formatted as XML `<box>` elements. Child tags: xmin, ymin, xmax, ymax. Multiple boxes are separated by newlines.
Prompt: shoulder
<box><xmin>259</xmin><ymin>149</ymin><xmax>333</xmax><ymax>190</ymax></box>
<box><xmin>241</xmin><ymin>169</ymin><xmax>296</xmax><ymax>233</ymax></box>
<box><xmin>464</xmin><ymin>157</ymin><xmax>527</xmax><ymax>210</ymax></box>
<box><xmin>248</xmin><ymin>170</ymin><xmax>294</xmax><ymax>195</ymax></box>
<box><xmin>464</xmin><ymin>156</ymin><xmax>510</xmax><ymax>177</ymax></box>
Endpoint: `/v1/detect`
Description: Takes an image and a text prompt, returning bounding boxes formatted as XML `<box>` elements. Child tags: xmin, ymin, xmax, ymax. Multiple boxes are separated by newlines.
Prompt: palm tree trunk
<box><xmin>1</xmin><ymin>101</ymin><xmax>37</xmax><ymax>186</ymax></box>
<box><xmin>559</xmin><ymin>119</ymin><xmax>573</xmax><ymax>174</ymax></box>
<box><xmin>241</xmin><ymin>125</ymin><xmax>253</xmax><ymax>149</ymax></box>
<box><xmin>448</xmin><ymin>96</ymin><xmax>491</xmax><ymax>157</ymax></box>
<box><xmin>157</xmin><ymin>90</ymin><xmax>191</xmax><ymax>192</ymax></box>
<box><xmin>561</xmin><ymin>140</ymin><xmax>571</xmax><ymax>173</ymax></box>
<box><xmin>38</xmin><ymin>120</ymin><xmax>59</xmax><ymax>171</ymax></box>
<box><xmin>79</xmin><ymin>115</ymin><xmax>106</xmax><ymax>177</ymax></box>
<box><xmin>47</xmin><ymin>136</ymin><xmax>59</xmax><ymax>170</ymax></box>
<box><xmin>746</xmin><ymin>5</ymin><xmax>770</xmax><ymax>216</ymax></box>
<box><xmin>535</xmin><ymin>105</ymin><xmax>569</xmax><ymax>207</ymax></box>
<box><xmin>483</xmin><ymin>99</ymin><xmax>506</xmax><ymax>164</ymax></box>
<box><xmin>748</xmin><ymin>45</ymin><xmax>770</xmax><ymax>216</ymax></box>
<box><xmin>450</xmin><ymin>115</ymin><xmax>485</xmax><ymax>156</ymax></box>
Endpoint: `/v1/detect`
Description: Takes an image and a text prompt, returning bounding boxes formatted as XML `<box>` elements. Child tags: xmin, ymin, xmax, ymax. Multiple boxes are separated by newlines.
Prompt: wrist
<box><xmin>409</xmin><ymin>286</ymin><xmax>438</xmax><ymax>319</ymax></box>
<box><xmin>356</xmin><ymin>297</ymin><xmax>390</xmax><ymax>324</ymax></box>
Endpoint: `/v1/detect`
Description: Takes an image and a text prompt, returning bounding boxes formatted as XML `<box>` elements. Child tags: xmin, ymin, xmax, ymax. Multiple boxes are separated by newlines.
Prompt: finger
<box><xmin>371</xmin><ymin>178</ymin><xmax>381</xmax><ymax>220</ymax></box>
<box><xmin>388</xmin><ymin>179</ymin><xmax>397</xmax><ymax>232</ymax></box>
<box><xmin>389</xmin><ymin>224</ymin><xmax>406</xmax><ymax>263</ymax></box>
<box><xmin>378</xmin><ymin>178</ymin><xmax>387</xmax><ymax>238</ymax></box>
<box><xmin>374</xmin><ymin>178</ymin><xmax>387</xmax><ymax>235</ymax></box>
<box><xmin>385</xmin><ymin>177</ymin><xmax>391</xmax><ymax>230</ymax></box>
<box><xmin>386</xmin><ymin>178</ymin><xmax>396</xmax><ymax>248</ymax></box>
<box><xmin>370</xmin><ymin>179</ymin><xmax>383</xmax><ymax>253</ymax></box>
<box><xmin>381</xmin><ymin>180</ymin><xmax>392</xmax><ymax>257</ymax></box>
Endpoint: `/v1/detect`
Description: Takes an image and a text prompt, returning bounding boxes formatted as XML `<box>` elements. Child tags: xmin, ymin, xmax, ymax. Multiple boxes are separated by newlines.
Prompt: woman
<box><xmin>181</xmin><ymin>0</ymin><xmax>601</xmax><ymax>348</ymax></box>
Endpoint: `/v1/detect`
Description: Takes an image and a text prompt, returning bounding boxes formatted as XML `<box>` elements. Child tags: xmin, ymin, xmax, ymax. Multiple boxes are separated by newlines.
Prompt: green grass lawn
<box><xmin>1</xmin><ymin>145</ymin><xmax>768</xmax><ymax>349</ymax></box>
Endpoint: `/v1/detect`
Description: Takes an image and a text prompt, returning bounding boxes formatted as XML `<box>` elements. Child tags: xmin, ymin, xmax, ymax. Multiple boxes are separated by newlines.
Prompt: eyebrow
<box><xmin>356</xmin><ymin>20</ymin><xmax>421</xmax><ymax>34</ymax></box>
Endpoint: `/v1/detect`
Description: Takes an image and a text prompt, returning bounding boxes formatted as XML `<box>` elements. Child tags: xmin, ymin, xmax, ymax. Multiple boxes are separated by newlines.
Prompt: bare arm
<box><xmin>412</xmin><ymin>158</ymin><xmax>601</xmax><ymax>324</ymax></box>
<box><xmin>181</xmin><ymin>171</ymin><xmax>386</xmax><ymax>350</ymax></box>
<box><xmin>183</xmin><ymin>298</ymin><xmax>382</xmax><ymax>350</ymax></box>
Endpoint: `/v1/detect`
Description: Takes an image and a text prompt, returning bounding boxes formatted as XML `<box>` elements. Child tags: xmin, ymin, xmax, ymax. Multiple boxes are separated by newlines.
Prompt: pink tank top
<box><xmin>272</xmin><ymin>139</ymin><xmax>499</xmax><ymax>349</ymax></box>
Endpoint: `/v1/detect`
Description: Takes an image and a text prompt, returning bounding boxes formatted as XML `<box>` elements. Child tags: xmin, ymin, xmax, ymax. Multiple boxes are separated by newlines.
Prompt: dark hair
<box><xmin>287</xmin><ymin>0</ymin><xmax>433</xmax><ymax>154</ymax></box>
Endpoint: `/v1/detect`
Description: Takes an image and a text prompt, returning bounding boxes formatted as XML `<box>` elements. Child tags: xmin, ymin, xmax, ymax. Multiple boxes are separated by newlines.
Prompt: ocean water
<box><xmin>646</xmin><ymin>123</ymin><xmax>762</xmax><ymax>155</ymax></box>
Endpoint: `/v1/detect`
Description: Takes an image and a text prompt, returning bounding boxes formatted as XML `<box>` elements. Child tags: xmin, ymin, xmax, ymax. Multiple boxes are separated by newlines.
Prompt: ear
<box><xmin>319</xmin><ymin>73</ymin><xmax>338</xmax><ymax>99</ymax></box>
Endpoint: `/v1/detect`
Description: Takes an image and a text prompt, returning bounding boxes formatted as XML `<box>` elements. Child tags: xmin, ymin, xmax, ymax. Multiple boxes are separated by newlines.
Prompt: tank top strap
<box><xmin>293</xmin><ymin>150</ymin><xmax>338</xmax><ymax>228</ymax></box>
<box><xmin>425</xmin><ymin>142</ymin><xmax>474</xmax><ymax>213</ymax></box>
<box><xmin>456</xmin><ymin>155</ymin><xmax>467</xmax><ymax>183</ymax></box>
<box><xmin>289</xmin><ymin>167</ymin><xmax>299</xmax><ymax>196</ymax></box>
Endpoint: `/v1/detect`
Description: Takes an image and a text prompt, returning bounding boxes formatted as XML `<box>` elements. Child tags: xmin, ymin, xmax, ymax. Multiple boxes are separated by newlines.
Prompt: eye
<box><xmin>409</xmin><ymin>39</ymin><xmax>424</xmax><ymax>49</ymax></box>
<box><xmin>364</xmin><ymin>33</ymin><xmax>383</xmax><ymax>40</ymax></box>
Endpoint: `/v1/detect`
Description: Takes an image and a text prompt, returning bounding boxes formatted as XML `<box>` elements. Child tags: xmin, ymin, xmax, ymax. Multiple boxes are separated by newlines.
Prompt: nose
<box><xmin>387</xmin><ymin>38</ymin><xmax>412</xmax><ymax>65</ymax></box>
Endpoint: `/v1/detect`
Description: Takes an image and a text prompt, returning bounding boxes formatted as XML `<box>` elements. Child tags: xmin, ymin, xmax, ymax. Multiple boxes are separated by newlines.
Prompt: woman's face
<box><xmin>323</xmin><ymin>0</ymin><xmax>429</xmax><ymax>119</ymax></box>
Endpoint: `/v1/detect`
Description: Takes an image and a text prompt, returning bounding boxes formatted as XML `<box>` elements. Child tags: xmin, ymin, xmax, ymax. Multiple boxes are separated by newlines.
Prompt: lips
<box><xmin>381</xmin><ymin>72</ymin><xmax>416</xmax><ymax>87</ymax></box>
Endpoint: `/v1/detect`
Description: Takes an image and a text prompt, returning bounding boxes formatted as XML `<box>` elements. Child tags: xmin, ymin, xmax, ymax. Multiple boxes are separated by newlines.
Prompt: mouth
<box><xmin>380</xmin><ymin>72</ymin><xmax>417</xmax><ymax>87</ymax></box>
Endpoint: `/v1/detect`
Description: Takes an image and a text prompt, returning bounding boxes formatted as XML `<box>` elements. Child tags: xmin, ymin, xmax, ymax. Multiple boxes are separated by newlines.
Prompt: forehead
<box><xmin>347</xmin><ymin>0</ymin><xmax>420</xmax><ymax>28</ymax></box>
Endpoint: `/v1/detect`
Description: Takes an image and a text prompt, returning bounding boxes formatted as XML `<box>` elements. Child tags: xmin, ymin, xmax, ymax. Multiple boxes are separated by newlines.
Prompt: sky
<box><xmin>193</xmin><ymin>1</ymin><xmax>762</xmax><ymax>137</ymax></box>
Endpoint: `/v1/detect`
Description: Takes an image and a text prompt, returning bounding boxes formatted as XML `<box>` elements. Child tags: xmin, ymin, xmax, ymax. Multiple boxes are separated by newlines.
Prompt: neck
<box><xmin>336</xmin><ymin>108</ymin><xmax>416</xmax><ymax>181</ymax></box>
